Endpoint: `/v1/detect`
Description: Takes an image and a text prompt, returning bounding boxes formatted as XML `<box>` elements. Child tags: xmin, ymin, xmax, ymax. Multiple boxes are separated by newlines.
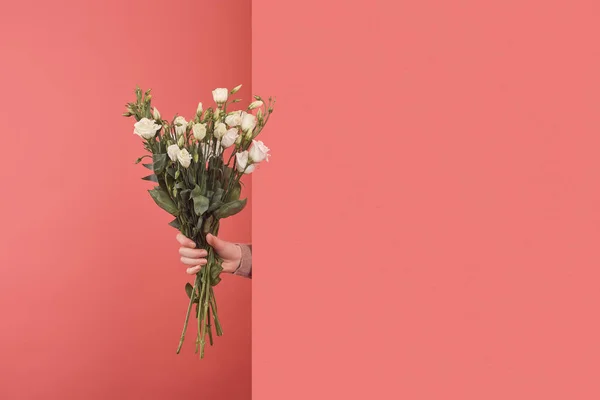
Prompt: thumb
<box><xmin>206</xmin><ymin>233</ymin><xmax>227</xmax><ymax>251</ymax></box>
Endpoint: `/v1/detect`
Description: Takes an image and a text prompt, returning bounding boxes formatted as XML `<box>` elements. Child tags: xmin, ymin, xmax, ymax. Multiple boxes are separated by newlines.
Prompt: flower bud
<box><xmin>153</xmin><ymin>107</ymin><xmax>161</xmax><ymax>120</ymax></box>
<box><xmin>196</xmin><ymin>102</ymin><xmax>203</xmax><ymax>117</ymax></box>
<box><xmin>257</xmin><ymin>109</ymin><xmax>264</xmax><ymax>124</ymax></box>
<box><xmin>202</xmin><ymin>109</ymin><xmax>212</xmax><ymax>123</ymax></box>
<box><xmin>248</xmin><ymin>100</ymin><xmax>263</xmax><ymax>110</ymax></box>
<box><xmin>231</xmin><ymin>84</ymin><xmax>242</xmax><ymax>94</ymax></box>
<box><xmin>177</xmin><ymin>135</ymin><xmax>185</xmax><ymax>147</ymax></box>
<box><xmin>213</xmin><ymin>108</ymin><xmax>221</xmax><ymax>121</ymax></box>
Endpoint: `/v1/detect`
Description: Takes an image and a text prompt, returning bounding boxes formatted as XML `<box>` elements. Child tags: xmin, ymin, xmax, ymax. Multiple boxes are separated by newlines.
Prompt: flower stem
<box><xmin>210</xmin><ymin>287</ymin><xmax>223</xmax><ymax>336</ymax></box>
<box><xmin>176</xmin><ymin>273</ymin><xmax>199</xmax><ymax>354</ymax></box>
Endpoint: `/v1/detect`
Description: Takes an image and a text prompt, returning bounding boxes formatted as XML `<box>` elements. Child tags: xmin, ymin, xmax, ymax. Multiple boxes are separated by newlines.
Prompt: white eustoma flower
<box><xmin>212</xmin><ymin>88</ymin><xmax>228</xmax><ymax>104</ymax></box>
<box><xmin>214</xmin><ymin>122</ymin><xmax>227</xmax><ymax>139</ymax></box>
<box><xmin>167</xmin><ymin>144</ymin><xmax>180</xmax><ymax>161</ymax></box>
<box><xmin>240</xmin><ymin>112</ymin><xmax>257</xmax><ymax>132</ymax></box>
<box><xmin>152</xmin><ymin>107</ymin><xmax>161</xmax><ymax>120</ymax></box>
<box><xmin>174</xmin><ymin>116</ymin><xmax>187</xmax><ymax>136</ymax></box>
<box><xmin>133</xmin><ymin>117</ymin><xmax>161</xmax><ymax>139</ymax></box>
<box><xmin>192</xmin><ymin>123</ymin><xmax>207</xmax><ymax>141</ymax></box>
<box><xmin>235</xmin><ymin>150</ymin><xmax>256</xmax><ymax>174</ymax></box>
<box><xmin>249</xmin><ymin>140</ymin><xmax>271</xmax><ymax>163</ymax></box>
<box><xmin>177</xmin><ymin>148</ymin><xmax>192</xmax><ymax>168</ymax></box>
<box><xmin>221</xmin><ymin>128</ymin><xmax>239</xmax><ymax>148</ymax></box>
<box><xmin>225</xmin><ymin>111</ymin><xmax>242</xmax><ymax>127</ymax></box>
<box><xmin>248</xmin><ymin>100</ymin><xmax>263</xmax><ymax>110</ymax></box>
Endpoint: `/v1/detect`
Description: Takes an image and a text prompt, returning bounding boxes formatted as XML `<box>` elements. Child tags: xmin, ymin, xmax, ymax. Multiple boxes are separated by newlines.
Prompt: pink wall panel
<box><xmin>252</xmin><ymin>0</ymin><xmax>600</xmax><ymax>399</ymax></box>
<box><xmin>0</xmin><ymin>1</ymin><xmax>251</xmax><ymax>399</ymax></box>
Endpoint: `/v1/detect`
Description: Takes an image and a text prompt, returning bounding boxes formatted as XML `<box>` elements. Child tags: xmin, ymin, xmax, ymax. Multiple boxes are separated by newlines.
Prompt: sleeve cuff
<box><xmin>233</xmin><ymin>244</ymin><xmax>252</xmax><ymax>279</ymax></box>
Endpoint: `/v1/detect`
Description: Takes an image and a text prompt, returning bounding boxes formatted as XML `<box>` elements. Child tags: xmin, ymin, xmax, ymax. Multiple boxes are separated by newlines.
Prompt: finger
<box><xmin>206</xmin><ymin>233</ymin><xmax>226</xmax><ymax>251</ymax></box>
<box><xmin>179</xmin><ymin>247</ymin><xmax>207</xmax><ymax>258</ymax></box>
<box><xmin>180</xmin><ymin>257</ymin><xmax>207</xmax><ymax>267</ymax></box>
<box><xmin>186</xmin><ymin>266</ymin><xmax>202</xmax><ymax>275</ymax></box>
<box><xmin>176</xmin><ymin>233</ymin><xmax>196</xmax><ymax>248</ymax></box>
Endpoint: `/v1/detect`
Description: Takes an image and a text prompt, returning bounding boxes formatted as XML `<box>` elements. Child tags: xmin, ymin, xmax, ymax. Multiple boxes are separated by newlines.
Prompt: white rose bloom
<box><xmin>235</xmin><ymin>150</ymin><xmax>256</xmax><ymax>174</ymax></box>
<box><xmin>192</xmin><ymin>123</ymin><xmax>207</xmax><ymax>141</ymax></box>
<box><xmin>212</xmin><ymin>88</ymin><xmax>228</xmax><ymax>104</ymax></box>
<box><xmin>174</xmin><ymin>116</ymin><xmax>187</xmax><ymax>137</ymax></box>
<box><xmin>133</xmin><ymin>117</ymin><xmax>161</xmax><ymax>139</ymax></box>
<box><xmin>214</xmin><ymin>122</ymin><xmax>227</xmax><ymax>139</ymax></box>
<box><xmin>249</xmin><ymin>140</ymin><xmax>271</xmax><ymax>163</ymax></box>
<box><xmin>240</xmin><ymin>112</ymin><xmax>257</xmax><ymax>132</ymax></box>
<box><xmin>177</xmin><ymin>148</ymin><xmax>192</xmax><ymax>168</ymax></box>
<box><xmin>248</xmin><ymin>100</ymin><xmax>263</xmax><ymax>110</ymax></box>
<box><xmin>167</xmin><ymin>144</ymin><xmax>180</xmax><ymax>161</ymax></box>
<box><xmin>221</xmin><ymin>128</ymin><xmax>239</xmax><ymax>148</ymax></box>
<box><xmin>225</xmin><ymin>111</ymin><xmax>242</xmax><ymax>127</ymax></box>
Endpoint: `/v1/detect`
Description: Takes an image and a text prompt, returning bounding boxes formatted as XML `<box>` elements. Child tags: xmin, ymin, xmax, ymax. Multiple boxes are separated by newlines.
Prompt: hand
<box><xmin>176</xmin><ymin>233</ymin><xmax>242</xmax><ymax>275</ymax></box>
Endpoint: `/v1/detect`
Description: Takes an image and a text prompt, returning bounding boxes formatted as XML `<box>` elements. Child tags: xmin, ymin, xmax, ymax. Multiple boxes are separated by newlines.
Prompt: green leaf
<box><xmin>148</xmin><ymin>187</ymin><xmax>179</xmax><ymax>216</ymax></box>
<box><xmin>202</xmin><ymin>215</ymin><xmax>215</xmax><ymax>234</ymax></box>
<box><xmin>211</xmin><ymin>276</ymin><xmax>222</xmax><ymax>286</ymax></box>
<box><xmin>223</xmin><ymin>167</ymin><xmax>233</xmax><ymax>185</ymax></box>
<box><xmin>135</xmin><ymin>155</ymin><xmax>151</xmax><ymax>164</ymax></box>
<box><xmin>142</xmin><ymin>174</ymin><xmax>158</xmax><ymax>183</ymax></box>
<box><xmin>185</xmin><ymin>282</ymin><xmax>193</xmax><ymax>298</ymax></box>
<box><xmin>210</xmin><ymin>263</ymin><xmax>223</xmax><ymax>283</ymax></box>
<box><xmin>225</xmin><ymin>182</ymin><xmax>241</xmax><ymax>202</ymax></box>
<box><xmin>207</xmin><ymin>201</ymin><xmax>222</xmax><ymax>214</ymax></box>
<box><xmin>214</xmin><ymin>198</ymin><xmax>247</xmax><ymax>219</ymax></box>
<box><xmin>185</xmin><ymin>283</ymin><xmax>199</xmax><ymax>303</ymax></box>
<box><xmin>152</xmin><ymin>153</ymin><xmax>168</xmax><ymax>174</ymax></box>
<box><xmin>166</xmin><ymin>166</ymin><xmax>176</xmax><ymax>178</ymax></box>
<box><xmin>142</xmin><ymin>163</ymin><xmax>153</xmax><ymax>170</ymax></box>
<box><xmin>168</xmin><ymin>219</ymin><xmax>181</xmax><ymax>229</ymax></box>
<box><xmin>191</xmin><ymin>185</ymin><xmax>210</xmax><ymax>216</ymax></box>
<box><xmin>212</xmin><ymin>188</ymin><xmax>225</xmax><ymax>203</ymax></box>
<box><xmin>180</xmin><ymin>189</ymin><xmax>191</xmax><ymax>203</ymax></box>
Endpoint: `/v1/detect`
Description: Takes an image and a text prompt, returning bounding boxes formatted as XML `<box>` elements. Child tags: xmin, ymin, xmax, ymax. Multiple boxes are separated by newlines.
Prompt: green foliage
<box><xmin>191</xmin><ymin>185</ymin><xmax>210</xmax><ymax>216</ymax></box>
<box><xmin>148</xmin><ymin>186</ymin><xmax>179</xmax><ymax>216</ymax></box>
<box><xmin>214</xmin><ymin>198</ymin><xmax>247</xmax><ymax>219</ymax></box>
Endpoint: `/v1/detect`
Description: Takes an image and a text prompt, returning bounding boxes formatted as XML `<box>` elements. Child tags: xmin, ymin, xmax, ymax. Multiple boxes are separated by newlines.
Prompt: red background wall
<box><xmin>0</xmin><ymin>1</ymin><xmax>252</xmax><ymax>399</ymax></box>
<box><xmin>253</xmin><ymin>0</ymin><xmax>600</xmax><ymax>399</ymax></box>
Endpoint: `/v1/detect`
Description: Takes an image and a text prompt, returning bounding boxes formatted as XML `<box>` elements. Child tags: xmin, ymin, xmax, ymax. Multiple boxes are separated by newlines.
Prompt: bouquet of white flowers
<box><xmin>123</xmin><ymin>85</ymin><xmax>275</xmax><ymax>358</ymax></box>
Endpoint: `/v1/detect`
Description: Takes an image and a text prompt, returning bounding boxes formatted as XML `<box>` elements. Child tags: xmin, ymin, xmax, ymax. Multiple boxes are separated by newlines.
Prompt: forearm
<box><xmin>233</xmin><ymin>244</ymin><xmax>252</xmax><ymax>279</ymax></box>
